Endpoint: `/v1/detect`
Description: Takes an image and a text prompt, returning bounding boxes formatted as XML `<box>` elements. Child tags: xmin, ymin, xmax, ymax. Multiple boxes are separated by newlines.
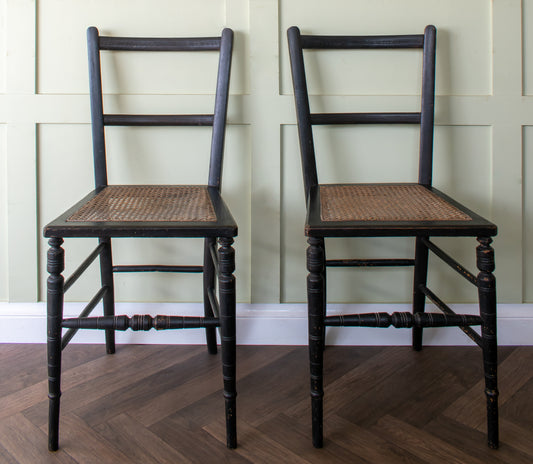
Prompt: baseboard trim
<box><xmin>1</xmin><ymin>302</ymin><xmax>531</xmax><ymax>345</ymax></box>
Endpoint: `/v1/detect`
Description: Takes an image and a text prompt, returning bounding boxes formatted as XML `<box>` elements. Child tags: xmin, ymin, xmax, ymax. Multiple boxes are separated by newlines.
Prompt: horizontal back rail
<box><xmin>310</xmin><ymin>112</ymin><xmax>421</xmax><ymax>125</ymax></box>
<box><xmin>300</xmin><ymin>34</ymin><xmax>424</xmax><ymax>50</ymax></box>
<box><xmin>113</xmin><ymin>265</ymin><xmax>204</xmax><ymax>273</ymax></box>
<box><xmin>99</xmin><ymin>36</ymin><xmax>221</xmax><ymax>51</ymax></box>
<box><xmin>326</xmin><ymin>258</ymin><xmax>415</xmax><ymax>267</ymax></box>
<box><xmin>103</xmin><ymin>114</ymin><xmax>214</xmax><ymax>127</ymax></box>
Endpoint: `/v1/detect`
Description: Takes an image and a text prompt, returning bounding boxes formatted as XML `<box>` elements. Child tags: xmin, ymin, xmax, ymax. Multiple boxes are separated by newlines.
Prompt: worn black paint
<box><xmin>288</xmin><ymin>25</ymin><xmax>499</xmax><ymax>449</ymax></box>
<box><xmin>44</xmin><ymin>27</ymin><xmax>237</xmax><ymax>451</ymax></box>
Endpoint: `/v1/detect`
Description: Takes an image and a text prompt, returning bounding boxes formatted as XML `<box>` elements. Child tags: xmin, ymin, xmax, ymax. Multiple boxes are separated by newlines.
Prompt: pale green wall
<box><xmin>0</xmin><ymin>0</ymin><xmax>530</xmax><ymax>304</ymax></box>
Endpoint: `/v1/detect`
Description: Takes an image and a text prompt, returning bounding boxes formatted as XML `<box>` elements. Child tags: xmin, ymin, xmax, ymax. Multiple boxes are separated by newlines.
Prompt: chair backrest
<box><xmin>87</xmin><ymin>27</ymin><xmax>233</xmax><ymax>190</ymax></box>
<box><xmin>287</xmin><ymin>25</ymin><xmax>436</xmax><ymax>202</ymax></box>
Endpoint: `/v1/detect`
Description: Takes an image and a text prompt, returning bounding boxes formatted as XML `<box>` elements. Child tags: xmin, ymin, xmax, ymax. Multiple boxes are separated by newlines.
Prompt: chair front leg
<box><xmin>319</xmin><ymin>238</ymin><xmax>327</xmax><ymax>347</ymax></box>
<box><xmin>47</xmin><ymin>237</ymin><xmax>65</xmax><ymax>451</ymax></box>
<box><xmin>218</xmin><ymin>237</ymin><xmax>237</xmax><ymax>448</ymax></box>
<box><xmin>203</xmin><ymin>237</ymin><xmax>218</xmax><ymax>354</ymax></box>
<box><xmin>98</xmin><ymin>237</ymin><xmax>115</xmax><ymax>354</ymax></box>
<box><xmin>476</xmin><ymin>236</ymin><xmax>498</xmax><ymax>449</ymax></box>
<box><xmin>307</xmin><ymin>237</ymin><xmax>325</xmax><ymax>448</ymax></box>
<box><xmin>412</xmin><ymin>235</ymin><xmax>429</xmax><ymax>351</ymax></box>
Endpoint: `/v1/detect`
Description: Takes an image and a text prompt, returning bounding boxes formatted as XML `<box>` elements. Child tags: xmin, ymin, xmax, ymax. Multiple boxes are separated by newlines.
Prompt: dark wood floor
<box><xmin>0</xmin><ymin>343</ymin><xmax>532</xmax><ymax>463</ymax></box>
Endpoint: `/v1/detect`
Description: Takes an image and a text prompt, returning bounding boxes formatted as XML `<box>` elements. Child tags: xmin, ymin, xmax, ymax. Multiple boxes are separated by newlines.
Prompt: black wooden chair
<box><xmin>287</xmin><ymin>25</ymin><xmax>498</xmax><ymax>449</ymax></box>
<box><xmin>43</xmin><ymin>27</ymin><xmax>237</xmax><ymax>450</ymax></box>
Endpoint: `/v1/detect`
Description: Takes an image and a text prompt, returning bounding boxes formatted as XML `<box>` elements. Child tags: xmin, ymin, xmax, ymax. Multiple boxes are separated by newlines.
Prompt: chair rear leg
<box><xmin>218</xmin><ymin>237</ymin><xmax>237</xmax><ymax>448</ymax></box>
<box><xmin>99</xmin><ymin>238</ymin><xmax>115</xmax><ymax>354</ymax></box>
<box><xmin>412</xmin><ymin>236</ymin><xmax>429</xmax><ymax>351</ymax></box>
<box><xmin>476</xmin><ymin>237</ymin><xmax>499</xmax><ymax>449</ymax></box>
<box><xmin>47</xmin><ymin>237</ymin><xmax>65</xmax><ymax>451</ymax></box>
<box><xmin>203</xmin><ymin>238</ymin><xmax>218</xmax><ymax>354</ymax></box>
<box><xmin>307</xmin><ymin>237</ymin><xmax>325</xmax><ymax>448</ymax></box>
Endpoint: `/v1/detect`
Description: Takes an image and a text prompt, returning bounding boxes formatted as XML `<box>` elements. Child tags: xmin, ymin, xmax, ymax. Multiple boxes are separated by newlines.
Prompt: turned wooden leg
<box><xmin>47</xmin><ymin>237</ymin><xmax>64</xmax><ymax>451</ymax></box>
<box><xmin>319</xmin><ymin>238</ymin><xmax>327</xmax><ymax>349</ymax></box>
<box><xmin>203</xmin><ymin>237</ymin><xmax>218</xmax><ymax>354</ymax></box>
<box><xmin>98</xmin><ymin>237</ymin><xmax>115</xmax><ymax>354</ymax></box>
<box><xmin>412</xmin><ymin>236</ymin><xmax>429</xmax><ymax>351</ymax></box>
<box><xmin>477</xmin><ymin>236</ymin><xmax>498</xmax><ymax>449</ymax></box>
<box><xmin>307</xmin><ymin>237</ymin><xmax>325</xmax><ymax>448</ymax></box>
<box><xmin>218</xmin><ymin>237</ymin><xmax>237</xmax><ymax>448</ymax></box>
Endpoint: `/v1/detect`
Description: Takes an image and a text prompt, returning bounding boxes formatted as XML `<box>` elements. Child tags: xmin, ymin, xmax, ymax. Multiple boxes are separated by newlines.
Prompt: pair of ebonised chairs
<box><xmin>44</xmin><ymin>25</ymin><xmax>498</xmax><ymax>452</ymax></box>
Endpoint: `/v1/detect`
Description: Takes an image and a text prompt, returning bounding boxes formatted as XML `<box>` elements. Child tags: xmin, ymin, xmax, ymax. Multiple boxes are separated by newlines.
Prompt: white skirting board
<box><xmin>1</xmin><ymin>302</ymin><xmax>531</xmax><ymax>345</ymax></box>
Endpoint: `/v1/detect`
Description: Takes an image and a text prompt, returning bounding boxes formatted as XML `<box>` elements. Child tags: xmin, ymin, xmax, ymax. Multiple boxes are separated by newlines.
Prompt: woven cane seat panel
<box><xmin>67</xmin><ymin>185</ymin><xmax>216</xmax><ymax>222</ymax></box>
<box><xmin>319</xmin><ymin>184</ymin><xmax>471</xmax><ymax>222</ymax></box>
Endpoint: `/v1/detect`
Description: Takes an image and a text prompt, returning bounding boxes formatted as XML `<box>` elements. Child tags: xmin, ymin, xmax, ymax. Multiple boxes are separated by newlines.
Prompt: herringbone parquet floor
<box><xmin>0</xmin><ymin>344</ymin><xmax>531</xmax><ymax>463</ymax></box>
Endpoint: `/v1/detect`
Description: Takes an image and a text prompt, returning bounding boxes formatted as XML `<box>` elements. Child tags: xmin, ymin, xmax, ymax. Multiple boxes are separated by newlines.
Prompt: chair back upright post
<box><xmin>208</xmin><ymin>28</ymin><xmax>233</xmax><ymax>190</ymax></box>
<box><xmin>87</xmin><ymin>27</ymin><xmax>107</xmax><ymax>189</ymax></box>
<box><xmin>418</xmin><ymin>25</ymin><xmax>437</xmax><ymax>186</ymax></box>
<box><xmin>287</xmin><ymin>26</ymin><xmax>318</xmax><ymax>205</ymax></box>
<box><xmin>86</xmin><ymin>27</ymin><xmax>234</xmax><ymax>191</ymax></box>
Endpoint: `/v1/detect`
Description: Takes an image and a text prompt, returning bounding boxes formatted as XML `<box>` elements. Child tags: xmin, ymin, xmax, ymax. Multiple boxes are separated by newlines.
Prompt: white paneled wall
<box><xmin>1</xmin><ymin>0</ymin><xmax>532</xmax><ymax>344</ymax></box>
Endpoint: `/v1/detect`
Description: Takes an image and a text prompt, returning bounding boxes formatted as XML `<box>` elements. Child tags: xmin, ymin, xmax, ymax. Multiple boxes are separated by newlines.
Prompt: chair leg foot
<box><xmin>412</xmin><ymin>336</ymin><xmax>423</xmax><ymax>351</ymax></box>
<box><xmin>488</xmin><ymin>438</ymin><xmax>499</xmax><ymax>449</ymax></box>
<box><xmin>48</xmin><ymin>399</ymin><xmax>60</xmax><ymax>452</ymax></box>
<box><xmin>224</xmin><ymin>394</ymin><xmax>237</xmax><ymax>449</ymax></box>
<box><xmin>486</xmin><ymin>387</ymin><xmax>499</xmax><ymax>449</ymax></box>
<box><xmin>311</xmin><ymin>396</ymin><xmax>324</xmax><ymax>448</ymax></box>
<box><xmin>105</xmin><ymin>331</ymin><xmax>116</xmax><ymax>354</ymax></box>
<box><xmin>206</xmin><ymin>330</ymin><xmax>218</xmax><ymax>355</ymax></box>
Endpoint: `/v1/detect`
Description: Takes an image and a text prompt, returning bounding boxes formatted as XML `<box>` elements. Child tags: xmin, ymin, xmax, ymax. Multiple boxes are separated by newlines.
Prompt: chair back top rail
<box><xmin>87</xmin><ymin>27</ymin><xmax>233</xmax><ymax>190</ymax></box>
<box><xmin>299</xmin><ymin>33</ymin><xmax>424</xmax><ymax>49</ymax></box>
<box><xmin>99</xmin><ymin>36</ymin><xmax>221</xmax><ymax>51</ymax></box>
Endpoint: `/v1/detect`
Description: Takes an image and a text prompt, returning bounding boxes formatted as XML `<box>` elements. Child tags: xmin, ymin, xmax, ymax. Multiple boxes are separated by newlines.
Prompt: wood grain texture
<box><xmin>1</xmin><ymin>344</ymin><xmax>532</xmax><ymax>463</ymax></box>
